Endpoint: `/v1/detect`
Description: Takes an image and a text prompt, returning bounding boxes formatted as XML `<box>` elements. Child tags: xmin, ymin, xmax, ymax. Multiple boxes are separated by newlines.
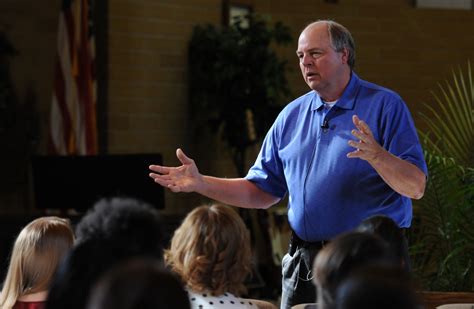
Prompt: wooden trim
<box><xmin>418</xmin><ymin>291</ymin><xmax>474</xmax><ymax>309</ymax></box>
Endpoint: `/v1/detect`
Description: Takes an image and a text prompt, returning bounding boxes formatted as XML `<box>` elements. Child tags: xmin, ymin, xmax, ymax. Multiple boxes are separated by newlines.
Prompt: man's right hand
<box><xmin>149</xmin><ymin>148</ymin><xmax>202</xmax><ymax>193</ymax></box>
<box><xmin>150</xmin><ymin>148</ymin><xmax>280</xmax><ymax>209</ymax></box>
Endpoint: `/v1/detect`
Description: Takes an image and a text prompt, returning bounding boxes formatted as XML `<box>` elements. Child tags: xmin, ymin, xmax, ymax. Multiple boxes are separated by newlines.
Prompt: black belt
<box><xmin>289</xmin><ymin>230</ymin><xmax>328</xmax><ymax>255</ymax></box>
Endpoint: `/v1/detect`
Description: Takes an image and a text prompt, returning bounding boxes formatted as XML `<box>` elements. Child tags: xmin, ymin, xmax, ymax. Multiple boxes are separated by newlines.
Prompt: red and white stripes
<box><xmin>49</xmin><ymin>0</ymin><xmax>97</xmax><ymax>155</ymax></box>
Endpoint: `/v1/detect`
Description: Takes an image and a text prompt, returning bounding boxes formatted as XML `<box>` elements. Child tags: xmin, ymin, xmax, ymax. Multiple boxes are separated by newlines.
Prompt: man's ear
<box><xmin>340</xmin><ymin>47</ymin><xmax>349</xmax><ymax>65</ymax></box>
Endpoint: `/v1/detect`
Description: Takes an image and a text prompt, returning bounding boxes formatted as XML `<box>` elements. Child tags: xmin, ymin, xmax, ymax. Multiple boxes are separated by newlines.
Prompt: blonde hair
<box><xmin>0</xmin><ymin>216</ymin><xmax>74</xmax><ymax>309</ymax></box>
<box><xmin>164</xmin><ymin>204</ymin><xmax>252</xmax><ymax>296</ymax></box>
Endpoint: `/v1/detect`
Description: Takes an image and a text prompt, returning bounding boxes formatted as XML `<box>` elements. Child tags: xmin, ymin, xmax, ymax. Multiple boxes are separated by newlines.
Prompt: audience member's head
<box><xmin>355</xmin><ymin>214</ymin><xmax>409</xmax><ymax>270</ymax></box>
<box><xmin>86</xmin><ymin>258</ymin><xmax>190</xmax><ymax>309</ymax></box>
<box><xmin>164</xmin><ymin>203</ymin><xmax>252</xmax><ymax>296</ymax></box>
<box><xmin>334</xmin><ymin>264</ymin><xmax>420</xmax><ymax>309</ymax></box>
<box><xmin>46</xmin><ymin>197</ymin><xmax>164</xmax><ymax>309</ymax></box>
<box><xmin>74</xmin><ymin>196</ymin><xmax>164</xmax><ymax>253</ymax></box>
<box><xmin>313</xmin><ymin>231</ymin><xmax>398</xmax><ymax>309</ymax></box>
<box><xmin>0</xmin><ymin>216</ymin><xmax>74</xmax><ymax>309</ymax></box>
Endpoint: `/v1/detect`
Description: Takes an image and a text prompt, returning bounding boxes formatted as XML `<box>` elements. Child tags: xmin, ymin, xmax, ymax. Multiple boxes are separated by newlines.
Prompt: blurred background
<box><xmin>0</xmin><ymin>0</ymin><xmax>473</xmax><ymax>297</ymax></box>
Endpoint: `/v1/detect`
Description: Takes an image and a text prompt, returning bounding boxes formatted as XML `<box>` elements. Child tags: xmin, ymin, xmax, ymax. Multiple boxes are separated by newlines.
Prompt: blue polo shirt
<box><xmin>245</xmin><ymin>73</ymin><xmax>428</xmax><ymax>242</ymax></box>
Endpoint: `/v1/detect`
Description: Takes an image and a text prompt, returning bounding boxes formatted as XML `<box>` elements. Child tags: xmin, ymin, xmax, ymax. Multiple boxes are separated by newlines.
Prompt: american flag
<box><xmin>49</xmin><ymin>0</ymin><xmax>97</xmax><ymax>155</ymax></box>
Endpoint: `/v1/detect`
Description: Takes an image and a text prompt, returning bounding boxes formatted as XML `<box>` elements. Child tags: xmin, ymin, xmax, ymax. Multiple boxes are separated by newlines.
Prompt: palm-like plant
<box><xmin>410</xmin><ymin>61</ymin><xmax>474</xmax><ymax>291</ymax></box>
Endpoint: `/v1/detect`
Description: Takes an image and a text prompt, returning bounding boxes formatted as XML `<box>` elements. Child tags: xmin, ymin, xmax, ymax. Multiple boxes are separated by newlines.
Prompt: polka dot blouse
<box><xmin>187</xmin><ymin>290</ymin><xmax>256</xmax><ymax>309</ymax></box>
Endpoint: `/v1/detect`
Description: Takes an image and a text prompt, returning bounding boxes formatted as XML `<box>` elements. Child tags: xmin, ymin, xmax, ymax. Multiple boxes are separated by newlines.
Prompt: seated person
<box><xmin>86</xmin><ymin>257</ymin><xmax>190</xmax><ymax>309</ymax></box>
<box><xmin>0</xmin><ymin>217</ymin><xmax>74</xmax><ymax>309</ymax></box>
<box><xmin>46</xmin><ymin>197</ymin><xmax>164</xmax><ymax>309</ymax></box>
<box><xmin>312</xmin><ymin>232</ymin><xmax>399</xmax><ymax>309</ymax></box>
<box><xmin>334</xmin><ymin>264</ymin><xmax>419</xmax><ymax>309</ymax></box>
<box><xmin>355</xmin><ymin>214</ymin><xmax>410</xmax><ymax>270</ymax></box>
<box><xmin>164</xmin><ymin>203</ymin><xmax>277</xmax><ymax>309</ymax></box>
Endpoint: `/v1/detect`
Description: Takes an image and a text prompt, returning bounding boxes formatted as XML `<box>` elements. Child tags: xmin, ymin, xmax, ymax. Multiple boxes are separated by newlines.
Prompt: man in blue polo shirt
<box><xmin>149</xmin><ymin>20</ymin><xmax>427</xmax><ymax>309</ymax></box>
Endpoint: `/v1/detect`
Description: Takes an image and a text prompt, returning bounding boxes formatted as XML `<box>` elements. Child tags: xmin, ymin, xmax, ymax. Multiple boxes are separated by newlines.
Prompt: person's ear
<box><xmin>340</xmin><ymin>47</ymin><xmax>349</xmax><ymax>65</ymax></box>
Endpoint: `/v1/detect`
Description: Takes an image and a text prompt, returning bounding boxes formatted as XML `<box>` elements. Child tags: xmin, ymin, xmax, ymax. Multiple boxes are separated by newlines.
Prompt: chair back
<box><xmin>291</xmin><ymin>303</ymin><xmax>318</xmax><ymax>309</ymax></box>
<box><xmin>437</xmin><ymin>304</ymin><xmax>474</xmax><ymax>309</ymax></box>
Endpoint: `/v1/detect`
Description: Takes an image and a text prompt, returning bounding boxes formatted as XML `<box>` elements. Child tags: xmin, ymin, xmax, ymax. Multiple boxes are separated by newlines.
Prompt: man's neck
<box><xmin>318</xmin><ymin>70</ymin><xmax>352</xmax><ymax>102</ymax></box>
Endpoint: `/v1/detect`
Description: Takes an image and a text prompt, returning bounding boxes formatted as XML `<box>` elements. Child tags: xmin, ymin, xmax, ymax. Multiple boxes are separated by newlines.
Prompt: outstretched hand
<box><xmin>347</xmin><ymin>115</ymin><xmax>385</xmax><ymax>163</ymax></box>
<box><xmin>149</xmin><ymin>148</ymin><xmax>202</xmax><ymax>193</ymax></box>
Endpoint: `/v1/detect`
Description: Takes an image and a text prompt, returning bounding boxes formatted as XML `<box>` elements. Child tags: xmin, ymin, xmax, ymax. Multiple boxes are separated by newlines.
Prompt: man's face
<box><xmin>296</xmin><ymin>23</ymin><xmax>348</xmax><ymax>94</ymax></box>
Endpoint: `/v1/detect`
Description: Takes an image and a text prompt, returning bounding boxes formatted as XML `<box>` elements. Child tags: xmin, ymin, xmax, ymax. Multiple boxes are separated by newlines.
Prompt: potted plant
<box><xmin>188</xmin><ymin>13</ymin><xmax>292</xmax><ymax>176</ymax></box>
<box><xmin>410</xmin><ymin>61</ymin><xmax>474</xmax><ymax>291</ymax></box>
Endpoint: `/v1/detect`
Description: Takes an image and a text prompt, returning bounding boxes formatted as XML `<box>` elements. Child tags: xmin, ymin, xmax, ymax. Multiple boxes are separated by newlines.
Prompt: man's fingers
<box><xmin>176</xmin><ymin>148</ymin><xmax>193</xmax><ymax>165</ymax></box>
<box><xmin>351</xmin><ymin>129</ymin><xmax>367</xmax><ymax>142</ymax></box>
<box><xmin>359</xmin><ymin>120</ymin><xmax>372</xmax><ymax>135</ymax></box>
<box><xmin>356</xmin><ymin>119</ymin><xmax>372</xmax><ymax>135</ymax></box>
<box><xmin>149</xmin><ymin>172</ymin><xmax>170</xmax><ymax>181</ymax></box>
<box><xmin>348</xmin><ymin>140</ymin><xmax>368</xmax><ymax>151</ymax></box>
<box><xmin>346</xmin><ymin>150</ymin><xmax>362</xmax><ymax>159</ymax></box>
<box><xmin>352</xmin><ymin>114</ymin><xmax>360</xmax><ymax>126</ymax></box>
<box><xmin>151</xmin><ymin>175</ymin><xmax>168</xmax><ymax>185</ymax></box>
<box><xmin>151</xmin><ymin>175</ymin><xmax>182</xmax><ymax>191</ymax></box>
<box><xmin>352</xmin><ymin>115</ymin><xmax>366</xmax><ymax>134</ymax></box>
<box><xmin>352</xmin><ymin>115</ymin><xmax>372</xmax><ymax>136</ymax></box>
<box><xmin>149</xmin><ymin>164</ymin><xmax>171</xmax><ymax>174</ymax></box>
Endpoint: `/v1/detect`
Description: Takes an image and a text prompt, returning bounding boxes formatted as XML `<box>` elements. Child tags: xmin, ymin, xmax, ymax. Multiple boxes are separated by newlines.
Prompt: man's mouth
<box><xmin>306</xmin><ymin>72</ymin><xmax>318</xmax><ymax>79</ymax></box>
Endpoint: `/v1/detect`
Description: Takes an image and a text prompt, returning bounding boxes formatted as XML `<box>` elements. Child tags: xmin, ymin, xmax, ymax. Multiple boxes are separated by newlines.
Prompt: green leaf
<box><xmin>411</xmin><ymin>61</ymin><xmax>474</xmax><ymax>291</ymax></box>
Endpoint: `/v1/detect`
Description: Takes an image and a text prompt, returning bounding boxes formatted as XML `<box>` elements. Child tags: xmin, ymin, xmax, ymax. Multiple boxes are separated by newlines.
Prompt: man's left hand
<box><xmin>347</xmin><ymin>114</ymin><xmax>385</xmax><ymax>163</ymax></box>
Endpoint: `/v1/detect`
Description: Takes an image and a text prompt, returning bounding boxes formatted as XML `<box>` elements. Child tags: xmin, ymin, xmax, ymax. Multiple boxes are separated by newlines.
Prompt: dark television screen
<box><xmin>31</xmin><ymin>154</ymin><xmax>164</xmax><ymax>211</ymax></box>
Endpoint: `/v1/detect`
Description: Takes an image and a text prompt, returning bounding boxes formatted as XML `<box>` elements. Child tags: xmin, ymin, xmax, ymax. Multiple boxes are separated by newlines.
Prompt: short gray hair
<box><xmin>306</xmin><ymin>20</ymin><xmax>356</xmax><ymax>69</ymax></box>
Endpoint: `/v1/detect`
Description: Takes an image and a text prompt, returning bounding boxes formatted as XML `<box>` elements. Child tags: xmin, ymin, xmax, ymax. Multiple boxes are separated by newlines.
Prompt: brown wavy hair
<box><xmin>164</xmin><ymin>204</ymin><xmax>252</xmax><ymax>296</ymax></box>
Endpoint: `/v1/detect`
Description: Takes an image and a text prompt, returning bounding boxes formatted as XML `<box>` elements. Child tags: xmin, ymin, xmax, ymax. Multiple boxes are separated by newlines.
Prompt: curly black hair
<box><xmin>75</xmin><ymin>196</ymin><xmax>164</xmax><ymax>257</ymax></box>
<box><xmin>46</xmin><ymin>197</ymin><xmax>164</xmax><ymax>309</ymax></box>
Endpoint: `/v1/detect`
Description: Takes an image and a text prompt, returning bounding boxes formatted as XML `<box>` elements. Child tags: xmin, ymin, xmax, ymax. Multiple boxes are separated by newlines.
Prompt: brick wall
<box><xmin>107</xmin><ymin>0</ymin><xmax>223</xmax><ymax>212</ymax></box>
<box><xmin>0</xmin><ymin>0</ymin><xmax>473</xmax><ymax>213</ymax></box>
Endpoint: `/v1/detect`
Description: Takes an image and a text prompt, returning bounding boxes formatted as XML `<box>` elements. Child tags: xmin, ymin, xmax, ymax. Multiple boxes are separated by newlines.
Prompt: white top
<box><xmin>187</xmin><ymin>290</ymin><xmax>257</xmax><ymax>309</ymax></box>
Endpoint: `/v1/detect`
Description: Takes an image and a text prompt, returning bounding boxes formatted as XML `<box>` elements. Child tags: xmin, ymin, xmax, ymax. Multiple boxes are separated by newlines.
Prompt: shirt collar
<box><xmin>310</xmin><ymin>72</ymin><xmax>360</xmax><ymax>111</ymax></box>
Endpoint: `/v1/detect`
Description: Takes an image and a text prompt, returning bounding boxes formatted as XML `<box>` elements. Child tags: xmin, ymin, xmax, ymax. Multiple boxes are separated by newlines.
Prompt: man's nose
<box><xmin>301</xmin><ymin>54</ymin><xmax>313</xmax><ymax>66</ymax></box>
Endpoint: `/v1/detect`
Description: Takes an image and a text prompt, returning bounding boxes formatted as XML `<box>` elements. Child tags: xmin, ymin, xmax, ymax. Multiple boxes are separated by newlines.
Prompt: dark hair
<box><xmin>305</xmin><ymin>20</ymin><xmax>356</xmax><ymax>69</ymax></box>
<box><xmin>86</xmin><ymin>258</ymin><xmax>190</xmax><ymax>309</ymax></box>
<box><xmin>335</xmin><ymin>265</ymin><xmax>420</xmax><ymax>309</ymax></box>
<box><xmin>46</xmin><ymin>197</ymin><xmax>164</xmax><ymax>309</ymax></box>
<box><xmin>326</xmin><ymin>20</ymin><xmax>356</xmax><ymax>69</ymax></box>
<box><xmin>356</xmin><ymin>215</ymin><xmax>406</xmax><ymax>264</ymax></box>
<box><xmin>313</xmin><ymin>232</ymin><xmax>398</xmax><ymax>309</ymax></box>
<box><xmin>75</xmin><ymin>197</ymin><xmax>164</xmax><ymax>255</ymax></box>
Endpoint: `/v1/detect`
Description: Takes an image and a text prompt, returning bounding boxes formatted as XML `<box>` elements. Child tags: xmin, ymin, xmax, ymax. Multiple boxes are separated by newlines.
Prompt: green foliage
<box><xmin>188</xmin><ymin>14</ymin><xmax>292</xmax><ymax>176</ymax></box>
<box><xmin>410</xmin><ymin>61</ymin><xmax>474</xmax><ymax>291</ymax></box>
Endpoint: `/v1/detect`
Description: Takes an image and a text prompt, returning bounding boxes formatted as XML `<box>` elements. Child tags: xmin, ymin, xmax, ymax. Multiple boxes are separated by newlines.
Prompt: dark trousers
<box><xmin>280</xmin><ymin>232</ymin><xmax>326</xmax><ymax>309</ymax></box>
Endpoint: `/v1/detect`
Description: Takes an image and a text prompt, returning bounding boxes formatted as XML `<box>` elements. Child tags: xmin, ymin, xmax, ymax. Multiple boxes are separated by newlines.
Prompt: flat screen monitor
<box><xmin>31</xmin><ymin>153</ymin><xmax>164</xmax><ymax>211</ymax></box>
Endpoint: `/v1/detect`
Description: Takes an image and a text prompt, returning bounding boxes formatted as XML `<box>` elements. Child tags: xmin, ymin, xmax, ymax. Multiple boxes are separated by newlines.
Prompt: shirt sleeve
<box><xmin>245</xmin><ymin>115</ymin><xmax>288</xmax><ymax>199</ymax></box>
<box><xmin>381</xmin><ymin>98</ymin><xmax>429</xmax><ymax>176</ymax></box>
